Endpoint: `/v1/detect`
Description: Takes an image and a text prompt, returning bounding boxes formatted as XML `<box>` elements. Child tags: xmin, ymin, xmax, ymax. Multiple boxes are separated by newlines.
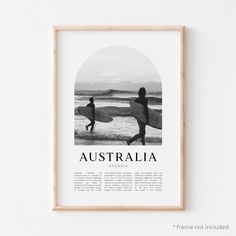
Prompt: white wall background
<box><xmin>0</xmin><ymin>0</ymin><xmax>235</xmax><ymax>235</ymax></box>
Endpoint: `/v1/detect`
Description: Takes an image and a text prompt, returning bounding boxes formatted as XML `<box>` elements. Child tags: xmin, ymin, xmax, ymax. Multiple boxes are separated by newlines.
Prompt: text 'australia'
<box><xmin>79</xmin><ymin>152</ymin><xmax>157</xmax><ymax>162</ymax></box>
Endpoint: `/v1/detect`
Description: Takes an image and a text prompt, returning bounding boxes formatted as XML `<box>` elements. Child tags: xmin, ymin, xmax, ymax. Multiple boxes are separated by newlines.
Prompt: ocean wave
<box><xmin>75</xmin><ymin>89</ymin><xmax>162</xmax><ymax>96</ymax></box>
<box><xmin>75</xmin><ymin>96</ymin><xmax>162</xmax><ymax>104</ymax></box>
<box><xmin>74</xmin><ymin>131</ymin><xmax>162</xmax><ymax>144</ymax></box>
<box><xmin>75</xmin><ymin>106</ymin><xmax>162</xmax><ymax>117</ymax></box>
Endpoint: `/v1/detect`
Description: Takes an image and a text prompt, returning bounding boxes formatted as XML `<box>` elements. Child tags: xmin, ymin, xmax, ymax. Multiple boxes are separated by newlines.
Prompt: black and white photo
<box><xmin>74</xmin><ymin>46</ymin><xmax>162</xmax><ymax>145</ymax></box>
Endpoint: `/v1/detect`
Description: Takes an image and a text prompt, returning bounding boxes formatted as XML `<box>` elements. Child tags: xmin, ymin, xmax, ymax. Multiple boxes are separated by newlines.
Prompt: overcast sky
<box><xmin>76</xmin><ymin>46</ymin><xmax>161</xmax><ymax>84</ymax></box>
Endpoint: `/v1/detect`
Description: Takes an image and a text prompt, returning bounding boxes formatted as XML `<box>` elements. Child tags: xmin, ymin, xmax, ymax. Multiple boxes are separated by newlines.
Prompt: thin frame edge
<box><xmin>53</xmin><ymin>204</ymin><xmax>184</xmax><ymax>211</ymax></box>
<box><xmin>52</xmin><ymin>25</ymin><xmax>185</xmax><ymax>31</ymax></box>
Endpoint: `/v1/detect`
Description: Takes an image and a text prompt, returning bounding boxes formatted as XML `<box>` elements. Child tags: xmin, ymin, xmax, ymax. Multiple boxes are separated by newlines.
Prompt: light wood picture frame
<box><xmin>53</xmin><ymin>25</ymin><xmax>185</xmax><ymax>211</ymax></box>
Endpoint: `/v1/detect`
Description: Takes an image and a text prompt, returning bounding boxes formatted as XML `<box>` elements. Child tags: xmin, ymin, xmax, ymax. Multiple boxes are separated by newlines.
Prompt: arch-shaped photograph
<box><xmin>74</xmin><ymin>46</ymin><xmax>162</xmax><ymax>145</ymax></box>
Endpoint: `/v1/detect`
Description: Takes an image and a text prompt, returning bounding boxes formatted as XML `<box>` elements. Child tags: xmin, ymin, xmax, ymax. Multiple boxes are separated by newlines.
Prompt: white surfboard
<box><xmin>76</xmin><ymin>106</ymin><xmax>113</xmax><ymax>123</ymax></box>
<box><xmin>129</xmin><ymin>101</ymin><xmax>162</xmax><ymax>129</ymax></box>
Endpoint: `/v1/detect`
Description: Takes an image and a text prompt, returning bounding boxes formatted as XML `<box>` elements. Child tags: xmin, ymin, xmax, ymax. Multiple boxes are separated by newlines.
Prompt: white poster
<box><xmin>54</xmin><ymin>26</ymin><xmax>184</xmax><ymax>210</ymax></box>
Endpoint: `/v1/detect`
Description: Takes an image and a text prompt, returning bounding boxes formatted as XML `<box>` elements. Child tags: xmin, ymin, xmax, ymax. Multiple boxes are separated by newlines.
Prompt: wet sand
<box><xmin>74</xmin><ymin>138</ymin><xmax>160</xmax><ymax>145</ymax></box>
<box><xmin>75</xmin><ymin>139</ymin><xmax>125</xmax><ymax>145</ymax></box>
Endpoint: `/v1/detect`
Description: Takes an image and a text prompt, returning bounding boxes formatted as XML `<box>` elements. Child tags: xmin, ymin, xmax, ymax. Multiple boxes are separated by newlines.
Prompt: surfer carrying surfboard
<box><xmin>85</xmin><ymin>97</ymin><xmax>95</xmax><ymax>132</ymax></box>
<box><xmin>127</xmin><ymin>87</ymin><xmax>150</xmax><ymax>145</ymax></box>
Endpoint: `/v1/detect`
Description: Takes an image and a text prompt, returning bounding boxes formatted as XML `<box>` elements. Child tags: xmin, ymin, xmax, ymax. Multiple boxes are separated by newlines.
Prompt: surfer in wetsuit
<box><xmin>85</xmin><ymin>97</ymin><xmax>95</xmax><ymax>132</ymax></box>
<box><xmin>127</xmin><ymin>87</ymin><xmax>149</xmax><ymax>145</ymax></box>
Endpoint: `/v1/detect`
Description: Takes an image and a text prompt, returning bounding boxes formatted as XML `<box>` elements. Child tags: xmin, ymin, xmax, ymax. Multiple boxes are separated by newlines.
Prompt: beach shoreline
<box><xmin>75</xmin><ymin>130</ymin><xmax>162</xmax><ymax>145</ymax></box>
<box><xmin>74</xmin><ymin>138</ymin><xmax>161</xmax><ymax>146</ymax></box>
